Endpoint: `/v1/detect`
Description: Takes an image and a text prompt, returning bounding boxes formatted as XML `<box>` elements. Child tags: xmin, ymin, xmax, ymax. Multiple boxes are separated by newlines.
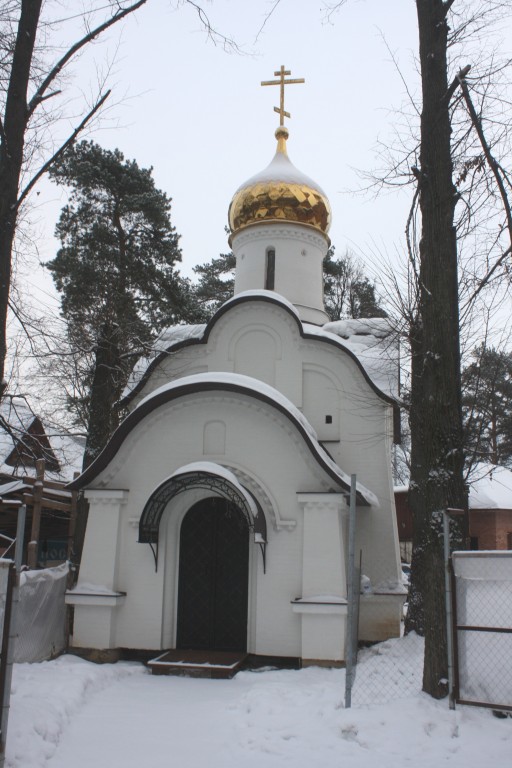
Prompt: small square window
<box><xmin>325</xmin><ymin>415</ymin><xmax>332</xmax><ymax>424</ymax></box>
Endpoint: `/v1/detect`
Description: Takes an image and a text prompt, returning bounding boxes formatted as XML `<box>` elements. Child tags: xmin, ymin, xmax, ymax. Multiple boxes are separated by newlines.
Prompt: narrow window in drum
<box><xmin>265</xmin><ymin>248</ymin><xmax>275</xmax><ymax>290</ymax></box>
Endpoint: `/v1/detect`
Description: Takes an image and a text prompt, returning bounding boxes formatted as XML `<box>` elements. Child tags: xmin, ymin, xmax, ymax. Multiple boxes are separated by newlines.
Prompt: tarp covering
<box><xmin>15</xmin><ymin>563</ymin><xmax>69</xmax><ymax>662</ymax></box>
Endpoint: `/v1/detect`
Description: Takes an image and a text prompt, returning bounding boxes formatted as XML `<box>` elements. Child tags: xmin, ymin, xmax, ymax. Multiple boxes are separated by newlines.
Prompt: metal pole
<box><xmin>0</xmin><ymin>563</ymin><xmax>15</xmax><ymax>768</ymax></box>
<box><xmin>27</xmin><ymin>459</ymin><xmax>45</xmax><ymax>569</ymax></box>
<box><xmin>14</xmin><ymin>504</ymin><xmax>26</xmax><ymax>572</ymax></box>
<box><xmin>0</xmin><ymin>503</ymin><xmax>25</xmax><ymax>767</ymax></box>
<box><xmin>344</xmin><ymin>474</ymin><xmax>357</xmax><ymax>709</ymax></box>
<box><xmin>443</xmin><ymin>510</ymin><xmax>455</xmax><ymax>711</ymax></box>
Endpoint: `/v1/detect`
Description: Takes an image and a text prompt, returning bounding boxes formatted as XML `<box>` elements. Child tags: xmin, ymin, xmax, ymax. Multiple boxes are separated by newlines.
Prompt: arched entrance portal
<box><xmin>177</xmin><ymin>497</ymin><xmax>249</xmax><ymax>652</ymax></box>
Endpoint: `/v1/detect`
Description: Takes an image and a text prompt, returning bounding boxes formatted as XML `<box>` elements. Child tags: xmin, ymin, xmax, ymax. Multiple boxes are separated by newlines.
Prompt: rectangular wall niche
<box><xmin>203</xmin><ymin>420</ymin><xmax>226</xmax><ymax>455</ymax></box>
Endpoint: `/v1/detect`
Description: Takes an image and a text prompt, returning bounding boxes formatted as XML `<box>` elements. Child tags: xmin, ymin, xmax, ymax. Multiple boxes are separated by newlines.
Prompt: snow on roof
<box><xmin>125</xmin><ymin>290</ymin><xmax>306</xmax><ymax>400</ymax></box>
<box><xmin>137</xmin><ymin>371</ymin><xmax>378</xmax><ymax>506</ymax></box>
<box><xmin>306</xmin><ymin>317</ymin><xmax>399</xmax><ymax>399</ymax></box>
<box><xmin>0</xmin><ymin>479</ymin><xmax>27</xmax><ymax>496</ymax></box>
<box><xmin>234</xmin><ymin>148</ymin><xmax>328</xmax><ymax>197</ymax></box>
<box><xmin>123</xmin><ymin>296</ymin><xmax>397</xmax><ymax>403</ymax></box>
<box><xmin>123</xmin><ymin>292</ymin><xmax>302</xmax><ymax>400</ymax></box>
<box><xmin>222</xmin><ymin>289</ymin><xmax>300</xmax><ymax>318</ymax></box>
<box><xmin>0</xmin><ymin>399</ymin><xmax>36</xmax><ymax>468</ymax></box>
<box><xmin>468</xmin><ymin>463</ymin><xmax>512</xmax><ymax>510</ymax></box>
<box><xmin>394</xmin><ymin>463</ymin><xmax>512</xmax><ymax>511</ymax></box>
<box><xmin>47</xmin><ymin>432</ymin><xmax>85</xmax><ymax>482</ymax></box>
<box><xmin>137</xmin><ymin>371</ymin><xmax>317</xmax><ymax>437</ymax></box>
<box><xmin>323</xmin><ymin>318</ymin><xmax>391</xmax><ymax>338</ymax></box>
<box><xmin>0</xmin><ymin>398</ymin><xmax>84</xmax><ymax>482</ymax></box>
<box><xmin>123</xmin><ymin>323</ymin><xmax>207</xmax><ymax>398</ymax></box>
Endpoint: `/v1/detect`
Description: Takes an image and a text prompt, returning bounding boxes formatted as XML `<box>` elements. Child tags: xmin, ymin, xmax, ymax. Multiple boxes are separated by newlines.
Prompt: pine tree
<box><xmin>323</xmin><ymin>248</ymin><xmax>386</xmax><ymax>321</ymax></box>
<box><xmin>462</xmin><ymin>346</ymin><xmax>512</xmax><ymax>468</ymax></box>
<box><xmin>46</xmin><ymin>140</ymin><xmax>189</xmax><ymax>467</ymax></box>
<box><xmin>191</xmin><ymin>246</ymin><xmax>385</xmax><ymax>323</ymax></box>
<box><xmin>192</xmin><ymin>251</ymin><xmax>236</xmax><ymax>320</ymax></box>
<box><xmin>0</xmin><ymin>2</ymin><xmax>148</xmax><ymax>401</ymax></box>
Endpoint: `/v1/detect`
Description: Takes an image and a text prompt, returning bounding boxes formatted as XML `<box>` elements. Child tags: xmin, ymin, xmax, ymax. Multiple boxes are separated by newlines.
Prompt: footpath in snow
<box><xmin>6</xmin><ymin>635</ymin><xmax>512</xmax><ymax>768</ymax></box>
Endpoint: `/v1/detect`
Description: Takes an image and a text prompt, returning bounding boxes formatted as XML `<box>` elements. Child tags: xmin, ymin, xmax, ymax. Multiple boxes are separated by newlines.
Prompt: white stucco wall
<box><xmin>232</xmin><ymin>223</ymin><xmax>329</xmax><ymax>325</ymax></box>
<box><xmin>73</xmin><ymin>391</ymin><xmax>349</xmax><ymax>657</ymax></box>
<box><xmin>71</xmin><ymin>297</ymin><xmax>402</xmax><ymax>659</ymax></box>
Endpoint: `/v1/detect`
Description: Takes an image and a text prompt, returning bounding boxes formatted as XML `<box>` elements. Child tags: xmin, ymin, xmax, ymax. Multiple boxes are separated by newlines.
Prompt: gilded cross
<box><xmin>261</xmin><ymin>65</ymin><xmax>305</xmax><ymax>126</ymax></box>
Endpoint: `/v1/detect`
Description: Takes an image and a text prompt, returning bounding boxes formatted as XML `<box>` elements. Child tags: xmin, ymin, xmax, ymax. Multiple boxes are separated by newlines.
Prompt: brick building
<box><xmin>395</xmin><ymin>463</ymin><xmax>512</xmax><ymax>557</ymax></box>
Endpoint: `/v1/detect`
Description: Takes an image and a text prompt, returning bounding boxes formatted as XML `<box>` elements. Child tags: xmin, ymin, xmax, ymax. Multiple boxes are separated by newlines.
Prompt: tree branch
<box><xmin>465</xmin><ymin>244</ymin><xmax>512</xmax><ymax>306</ymax></box>
<box><xmin>18</xmin><ymin>90</ymin><xmax>111</xmax><ymax>208</ymax></box>
<box><xmin>254</xmin><ymin>0</ymin><xmax>283</xmax><ymax>44</ymax></box>
<box><xmin>443</xmin><ymin>64</ymin><xmax>471</xmax><ymax>106</ymax></box>
<box><xmin>458</xmin><ymin>70</ymin><xmax>512</xmax><ymax>256</ymax></box>
<box><xmin>27</xmin><ymin>0</ymin><xmax>147</xmax><ymax>118</ymax></box>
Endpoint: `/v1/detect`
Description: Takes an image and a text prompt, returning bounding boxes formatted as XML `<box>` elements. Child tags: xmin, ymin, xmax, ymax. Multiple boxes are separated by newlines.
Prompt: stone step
<box><xmin>147</xmin><ymin>649</ymin><xmax>247</xmax><ymax>679</ymax></box>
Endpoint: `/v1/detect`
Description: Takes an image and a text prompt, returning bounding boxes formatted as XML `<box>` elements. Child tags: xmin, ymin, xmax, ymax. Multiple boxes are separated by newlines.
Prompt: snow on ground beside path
<box><xmin>5</xmin><ymin>637</ymin><xmax>512</xmax><ymax>768</ymax></box>
<box><xmin>7</xmin><ymin>656</ymin><xmax>143</xmax><ymax>768</ymax></box>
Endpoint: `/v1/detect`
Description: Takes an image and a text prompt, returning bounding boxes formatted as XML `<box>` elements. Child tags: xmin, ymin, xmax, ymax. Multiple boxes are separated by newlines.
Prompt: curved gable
<box><xmin>70</xmin><ymin>373</ymin><xmax>375</xmax><ymax>506</ymax></box>
<box><xmin>121</xmin><ymin>292</ymin><xmax>396</xmax><ymax>409</ymax></box>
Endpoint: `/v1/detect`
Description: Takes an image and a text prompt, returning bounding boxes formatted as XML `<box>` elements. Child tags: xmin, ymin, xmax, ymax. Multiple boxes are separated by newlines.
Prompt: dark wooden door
<box><xmin>177</xmin><ymin>497</ymin><xmax>249</xmax><ymax>652</ymax></box>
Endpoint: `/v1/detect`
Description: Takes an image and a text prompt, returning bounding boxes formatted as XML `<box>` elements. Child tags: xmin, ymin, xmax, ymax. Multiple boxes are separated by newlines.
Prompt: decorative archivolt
<box><xmin>138</xmin><ymin>468</ymin><xmax>268</xmax><ymax>571</ymax></box>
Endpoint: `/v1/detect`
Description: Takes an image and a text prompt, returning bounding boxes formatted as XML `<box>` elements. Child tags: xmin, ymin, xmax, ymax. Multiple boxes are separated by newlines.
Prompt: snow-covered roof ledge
<box><xmin>71</xmin><ymin>372</ymin><xmax>378</xmax><ymax>506</ymax></box>
<box><xmin>137</xmin><ymin>373</ymin><xmax>377</xmax><ymax>506</ymax></box>
<box><xmin>121</xmin><ymin>293</ymin><xmax>300</xmax><ymax>403</ymax></box>
<box><xmin>223</xmin><ymin>289</ymin><xmax>300</xmax><ymax>318</ymax></box>
<box><xmin>305</xmin><ymin>318</ymin><xmax>400</xmax><ymax>400</ymax></box>
<box><xmin>122</xmin><ymin>323</ymin><xmax>207</xmax><ymax>399</ymax></box>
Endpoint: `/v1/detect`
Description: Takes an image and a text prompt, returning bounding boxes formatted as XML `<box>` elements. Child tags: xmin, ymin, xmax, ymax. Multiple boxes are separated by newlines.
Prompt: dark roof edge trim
<box><xmin>119</xmin><ymin>293</ymin><xmax>397</xmax><ymax>409</ymax></box>
<box><xmin>68</xmin><ymin>380</ymin><xmax>368</xmax><ymax>504</ymax></box>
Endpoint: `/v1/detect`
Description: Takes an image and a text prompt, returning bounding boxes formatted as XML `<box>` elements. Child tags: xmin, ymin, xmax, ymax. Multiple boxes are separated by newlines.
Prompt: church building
<box><xmin>67</xmin><ymin>68</ymin><xmax>404</xmax><ymax>667</ymax></box>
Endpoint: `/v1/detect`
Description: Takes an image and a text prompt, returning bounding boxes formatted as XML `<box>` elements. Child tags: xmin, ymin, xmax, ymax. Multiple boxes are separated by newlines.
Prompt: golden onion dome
<box><xmin>228</xmin><ymin>126</ymin><xmax>331</xmax><ymax>238</ymax></box>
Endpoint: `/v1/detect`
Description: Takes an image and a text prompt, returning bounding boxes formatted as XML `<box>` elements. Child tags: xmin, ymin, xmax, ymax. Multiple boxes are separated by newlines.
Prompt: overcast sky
<box><xmin>24</xmin><ymin>0</ymin><xmax>508</xmax><ymax>322</ymax></box>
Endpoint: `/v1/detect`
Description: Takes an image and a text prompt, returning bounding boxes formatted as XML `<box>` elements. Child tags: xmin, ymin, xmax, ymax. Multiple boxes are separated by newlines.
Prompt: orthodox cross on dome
<box><xmin>261</xmin><ymin>65</ymin><xmax>305</xmax><ymax>126</ymax></box>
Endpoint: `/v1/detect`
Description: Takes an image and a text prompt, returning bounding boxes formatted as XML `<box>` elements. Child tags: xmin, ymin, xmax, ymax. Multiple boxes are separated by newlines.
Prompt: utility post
<box><xmin>27</xmin><ymin>459</ymin><xmax>45</xmax><ymax>569</ymax></box>
<box><xmin>443</xmin><ymin>507</ymin><xmax>465</xmax><ymax>710</ymax></box>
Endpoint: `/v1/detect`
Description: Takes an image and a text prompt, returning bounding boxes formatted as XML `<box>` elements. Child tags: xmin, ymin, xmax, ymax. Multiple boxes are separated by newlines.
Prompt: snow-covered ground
<box><xmin>6</xmin><ymin>635</ymin><xmax>511</xmax><ymax>768</ymax></box>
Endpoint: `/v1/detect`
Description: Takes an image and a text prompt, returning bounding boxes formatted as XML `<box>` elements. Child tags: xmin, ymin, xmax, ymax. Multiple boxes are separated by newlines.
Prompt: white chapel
<box><xmin>67</xmin><ymin>68</ymin><xmax>404</xmax><ymax>666</ymax></box>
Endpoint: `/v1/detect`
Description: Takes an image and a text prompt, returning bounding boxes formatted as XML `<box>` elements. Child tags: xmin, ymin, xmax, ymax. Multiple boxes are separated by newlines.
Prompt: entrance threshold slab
<box><xmin>147</xmin><ymin>649</ymin><xmax>248</xmax><ymax>679</ymax></box>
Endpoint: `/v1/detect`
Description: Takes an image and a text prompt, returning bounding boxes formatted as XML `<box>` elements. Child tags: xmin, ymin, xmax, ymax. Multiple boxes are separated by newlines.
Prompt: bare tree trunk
<box><xmin>0</xmin><ymin>1</ymin><xmax>43</xmax><ymax>395</ymax></box>
<box><xmin>0</xmin><ymin>1</ymin><xmax>147</xmax><ymax>400</ymax></box>
<box><xmin>73</xmin><ymin>325</ymin><xmax>123</xmax><ymax>562</ymax></box>
<box><xmin>83</xmin><ymin>323</ymin><xmax>123</xmax><ymax>470</ymax></box>
<box><xmin>405</xmin><ymin>0</ymin><xmax>467</xmax><ymax>698</ymax></box>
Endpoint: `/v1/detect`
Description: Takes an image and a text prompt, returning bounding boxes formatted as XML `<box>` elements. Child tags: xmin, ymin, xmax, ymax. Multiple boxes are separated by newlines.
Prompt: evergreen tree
<box><xmin>462</xmin><ymin>346</ymin><xmax>512</xmax><ymax>467</ymax></box>
<box><xmin>192</xmin><ymin>246</ymin><xmax>385</xmax><ymax>323</ymax></box>
<box><xmin>46</xmin><ymin>140</ymin><xmax>188</xmax><ymax>467</ymax></box>
<box><xmin>192</xmin><ymin>251</ymin><xmax>236</xmax><ymax>320</ymax></box>
<box><xmin>0</xmin><ymin>1</ymin><xmax>147</xmax><ymax>401</ymax></box>
<box><xmin>323</xmin><ymin>247</ymin><xmax>386</xmax><ymax>321</ymax></box>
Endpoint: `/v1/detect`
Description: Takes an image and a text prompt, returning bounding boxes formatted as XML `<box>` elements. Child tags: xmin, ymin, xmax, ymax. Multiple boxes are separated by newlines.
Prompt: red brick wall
<box><xmin>495</xmin><ymin>510</ymin><xmax>512</xmax><ymax>549</ymax></box>
<box><xmin>395</xmin><ymin>490</ymin><xmax>412</xmax><ymax>541</ymax></box>
<box><xmin>469</xmin><ymin>509</ymin><xmax>512</xmax><ymax>549</ymax></box>
<box><xmin>394</xmin><ymin>491</ymin><xmax>512</xmax><ymax>550</ymax></box>
<box><xmin>469</xmin><ymin>510</ymin><xmax>497</xmax><ymax>550</ymax></box>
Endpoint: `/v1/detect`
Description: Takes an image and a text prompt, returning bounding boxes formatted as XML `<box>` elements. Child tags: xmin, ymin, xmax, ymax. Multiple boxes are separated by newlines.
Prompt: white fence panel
<box><xmin>453</xmin><ymin>551</ymin><xmax>512</xmax><ymax>712</ymax></box>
